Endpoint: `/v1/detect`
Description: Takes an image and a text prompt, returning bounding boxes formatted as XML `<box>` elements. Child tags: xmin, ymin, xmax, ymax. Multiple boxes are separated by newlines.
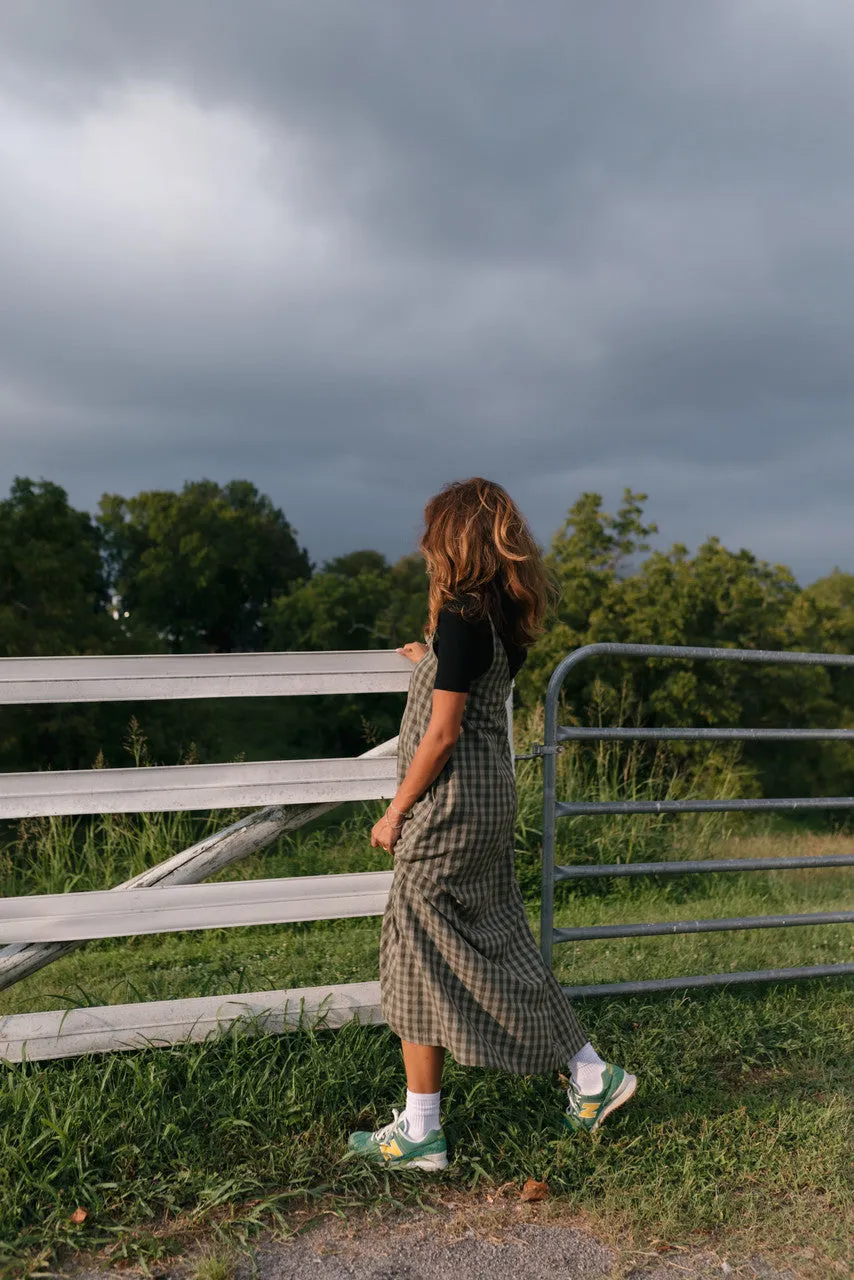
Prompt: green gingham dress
<box><xmin>379</xmin><ymin>611</ymin><xmax>588</xmax><ymax>1073</ymax></box>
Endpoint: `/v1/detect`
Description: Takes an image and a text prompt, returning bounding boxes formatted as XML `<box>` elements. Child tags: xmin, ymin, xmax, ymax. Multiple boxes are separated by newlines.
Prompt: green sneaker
<box><xmin>561</xmin><ymin>1063</ymin><xmax>637</xmax><ymax>1134</ymax></box>
<box><xmin>345</xmin><ymin>1106</ymin><xmax>449</xmax><ymax>1170</ymax></box>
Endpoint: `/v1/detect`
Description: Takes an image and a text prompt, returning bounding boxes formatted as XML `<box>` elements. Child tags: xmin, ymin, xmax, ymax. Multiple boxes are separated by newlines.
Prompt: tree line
<box><xmin>2</xmin><ymin>475</ymin><xmax>853</xmax><ymax>798</ymax></box>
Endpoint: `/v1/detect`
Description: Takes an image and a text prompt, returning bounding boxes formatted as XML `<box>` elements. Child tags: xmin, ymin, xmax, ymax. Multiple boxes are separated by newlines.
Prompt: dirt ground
<box><xmin>49</xmin><ymin>1193</ymin><xmax>819</xmax><ymax>1280</ymax></box>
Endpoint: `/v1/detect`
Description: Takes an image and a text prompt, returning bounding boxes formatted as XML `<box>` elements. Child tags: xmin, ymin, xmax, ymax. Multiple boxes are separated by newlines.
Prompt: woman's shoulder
<box><xmin>441</xmin><ymin>593</ymin><xmax>488</xmax><ymax>622</ymax></box>
<box><xmin>437</xmin><ymin>603</ymin><xmax>489</xmax><ymax>637</ymax></box>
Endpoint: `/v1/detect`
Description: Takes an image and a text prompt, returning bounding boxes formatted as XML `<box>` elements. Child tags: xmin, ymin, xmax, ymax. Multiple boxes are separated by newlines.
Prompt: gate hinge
<box><xmin>514</xmin><ymin>742</ymin><xmax>566</xmax><ymax>760</ymax></box>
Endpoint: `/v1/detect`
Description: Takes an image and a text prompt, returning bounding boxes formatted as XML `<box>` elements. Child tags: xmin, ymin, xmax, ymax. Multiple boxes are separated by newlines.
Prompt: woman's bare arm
<box><xmin>392</xmin><ymin>689</ymin><xmax>467</xmax><ymax>813</ymax></box>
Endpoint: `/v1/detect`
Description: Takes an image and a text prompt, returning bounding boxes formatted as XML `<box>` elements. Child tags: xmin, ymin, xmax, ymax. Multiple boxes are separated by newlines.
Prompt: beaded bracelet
<box><xmin>386</xmin><ymin>801</ymin><xmax>412</xmax><ymax>827</ymax></box>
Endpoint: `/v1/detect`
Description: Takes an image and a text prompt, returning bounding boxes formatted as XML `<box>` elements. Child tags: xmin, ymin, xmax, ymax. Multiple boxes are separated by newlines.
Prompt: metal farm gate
<box><xmin>533</xmin><ymin>643</ymin><xmax>854</xmax><ymax>997</ymax></box>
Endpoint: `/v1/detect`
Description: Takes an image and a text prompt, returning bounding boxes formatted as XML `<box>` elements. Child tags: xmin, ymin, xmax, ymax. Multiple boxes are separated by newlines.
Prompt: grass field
<box><xmin>0</xmin><ymin>729</ymin><xmax>852</xmax><ymax>1277</ymax></box>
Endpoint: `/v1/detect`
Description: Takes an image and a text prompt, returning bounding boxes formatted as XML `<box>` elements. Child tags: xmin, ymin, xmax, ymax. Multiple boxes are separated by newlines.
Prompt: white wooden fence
<box><xmin>0</xmin><ymin>649</ymin><xmax>514</xmax><ymax>1062</ymax></box>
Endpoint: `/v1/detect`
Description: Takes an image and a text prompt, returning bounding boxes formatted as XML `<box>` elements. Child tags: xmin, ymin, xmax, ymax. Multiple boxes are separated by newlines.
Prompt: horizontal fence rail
<box><xmin>0</xmin><ymin>650</ymin><xmax>512</xmax><ymax>820</ymax></box>
<box><xmin>539</xmin><ymin>642</ymin><xmax>854</xmax><ymax>996</ymax></box>
<box><xmin>0</xmin><ymin>647</ymin><xmax>515</xmax><ymax>1061</ymax></box>
<box><xmin>0</xmin><ymin>983</ymin><xmax>386</xmax><ymax>1063</ymax></box>
<box><xmin>0</xmin><ymin>736</ymin><xmax>401</xmax><ymax>998</ymax></box>
<box><xmin>0</xmin><ymin>871</ymin><xmax>395</xmax><ymax>944</ymax></box>
<box><xmin>0</xmin><ymin>756</ymin><xmax>400</xmax><ymax>819</ymax></box>
<box><xmin>0</xmin><ymin>650</ymin><xmax>414</xmax><ymax>705</ymax></box>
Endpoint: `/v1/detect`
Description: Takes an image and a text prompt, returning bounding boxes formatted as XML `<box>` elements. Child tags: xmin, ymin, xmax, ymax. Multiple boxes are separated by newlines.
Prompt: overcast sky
<box><xmin>1</xmin><ymin>1</ymin><xmax>852</xmax><ymax>584</ymax></box>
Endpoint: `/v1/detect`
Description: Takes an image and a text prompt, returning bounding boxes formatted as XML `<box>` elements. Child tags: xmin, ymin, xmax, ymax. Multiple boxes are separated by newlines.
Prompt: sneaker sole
<box><xmin>391</xmin><ymin>1150</ymin><xmax>449</xmax><ymax>1171</ymax></box>
<box><xmin>590</xmin><ymin>1071</ymin><xmax>637</xmax><ymax>1131</ymax></box>
<box><xmin>343</xmin><ymin>1145</ymin><xmax>449</xmax><ymax>1170</ymax></box>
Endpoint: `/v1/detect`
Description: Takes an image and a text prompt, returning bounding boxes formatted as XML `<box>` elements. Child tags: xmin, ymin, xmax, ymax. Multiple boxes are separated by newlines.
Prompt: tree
<box><xmin>587</xmin><ymin>538</ymin><xmax>836</xmax><ymax>793</ymax></box>
<box><xmin>376</xmin><ymin>553</ymin><xmax>432</xmax><ymax>649</ymax></box>
<box><xmin>0</xmin><ymin>477</ymin><xmax>128</xmax><ymax>771</ymax></box>
<box><xmin>97</xmin><ymin>480</ymin><xmax>313</xmax><ymax>652</ymax></box>
<box><xmin>786</xmin><ymin>569</ymin><xmax>854</xmax><ymax>791</ymax></box>
<box><xmin>264</xmin><ymin>563</ymin><xmax>394</xmax><ymax>652</ymax></box>
<box><xmin>262</xmin><ymin>559</ymin><xmax>407</xmax><ymax>756</ymax></box>
<box><xmin>513</xmin><ymin>488</ymin><xmax>657</xmax><ymax>710</ymax></box>
<box><xmin>547</xmin><ymin>488</ymin><xmax>658</xmax><ymax>626</ymax></box>
<box><xmin>321</xmin><ymin>549</ymin><xmax>389</xmax><ymax>579</ymax></box>
<box><xmin>514</xmin><ymin>490</ymin><xmax>842</xmax><ymax>797</ymax></box>
<box><xmin>789</xmin><ymin>569</ymin><xmax>854</xmax><ymax>666</ymax></box>
<box><xmin>0</xmin><ymin>476</ymin><xmax>113</xmax><ymax>658</ymax></box>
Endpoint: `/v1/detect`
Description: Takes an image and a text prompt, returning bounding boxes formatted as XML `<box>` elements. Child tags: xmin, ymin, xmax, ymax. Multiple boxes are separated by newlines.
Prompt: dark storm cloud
<box><xmin>1</xmin><ymin>1</ymin><xmax>853</xmax><ymax>579</ymax></box>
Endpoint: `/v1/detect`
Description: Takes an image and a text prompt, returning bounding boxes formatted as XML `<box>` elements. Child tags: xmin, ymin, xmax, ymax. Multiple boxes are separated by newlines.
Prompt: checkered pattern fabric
<box><xmin>379</xmin><ymin>611</ymin><xmax>588</xmax><ymax>1073</ymax></box>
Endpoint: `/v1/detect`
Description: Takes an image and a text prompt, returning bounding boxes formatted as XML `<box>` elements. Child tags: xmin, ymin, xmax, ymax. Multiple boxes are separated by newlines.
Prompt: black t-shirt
<box><xmin>433</xmin><ymin>600</ymin><xmax>527</xmax><ymax>692</ymax></box>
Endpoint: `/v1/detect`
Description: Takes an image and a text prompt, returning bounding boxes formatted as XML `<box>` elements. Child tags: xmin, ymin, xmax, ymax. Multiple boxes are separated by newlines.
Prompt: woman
<box><xmin>346</xmin><ymin>478</ymin><xmax>636</xmax><ymax>1171</ymax></box>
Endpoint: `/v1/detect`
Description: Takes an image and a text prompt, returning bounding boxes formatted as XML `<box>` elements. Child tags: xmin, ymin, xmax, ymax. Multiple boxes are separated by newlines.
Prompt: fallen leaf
<box><xmin>519</xmin><ymin>1177</ymin><xmax>549</xmax><ymax>1202</ymax></box>
<box><xmin>69</xmin><ymin>1207</ymin><xmax>87</xmax><ymax>1225</ymax></box>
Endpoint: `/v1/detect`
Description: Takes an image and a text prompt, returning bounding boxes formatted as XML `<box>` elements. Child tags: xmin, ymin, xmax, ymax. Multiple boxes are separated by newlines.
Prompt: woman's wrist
<box><xmin>386</xmin><ymin>800</ymin><xmax>411</xmax><ymax>826</ymax></box>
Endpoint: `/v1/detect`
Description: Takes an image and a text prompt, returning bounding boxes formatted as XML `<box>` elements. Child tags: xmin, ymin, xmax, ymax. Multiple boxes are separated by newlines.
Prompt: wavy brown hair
<box><xmin>418</xmin><ymin>477</ymin><xmax>560</xmax><ymax>649</ymax></box>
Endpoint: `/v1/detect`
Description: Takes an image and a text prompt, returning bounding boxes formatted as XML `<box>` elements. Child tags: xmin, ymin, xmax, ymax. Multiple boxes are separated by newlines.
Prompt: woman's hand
<box><xmin>371</xmin><ymin>811</ymin><xmax>403</xmax><ymax>856</ymax></box>
<box><xmin>396</xmin><ymin>641</ymin><xmax>428</xmax><ymax>664</ymax></box>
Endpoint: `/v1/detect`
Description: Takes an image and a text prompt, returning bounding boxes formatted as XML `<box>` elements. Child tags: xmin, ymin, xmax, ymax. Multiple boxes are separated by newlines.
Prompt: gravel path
<box><xmin>56</xmin><ymin>1199</ymin><xmax>802</xmax><ymax>1280</ymax></box>
<box><xmin>228</xmin><ymin>1212</ymin><xmax>799</xmax><ymax>1280</ymax></box>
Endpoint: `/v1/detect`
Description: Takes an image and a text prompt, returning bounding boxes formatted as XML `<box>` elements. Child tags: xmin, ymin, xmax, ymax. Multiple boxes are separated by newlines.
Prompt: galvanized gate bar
<box><xmin>555</xmin><ymin>853</ymin><xmax>854</xmax><ymax>879</ymax></box>
<box><xmin>561</xmin><ymin>963</ymin><xmax>854</xmax><ymax>999</ymax></box>
<box><xmin>559</xmin><ymin>727</ymin><xmax>854</xmax><ymax>742</ymax></box>
<box><xmin>539</xmin><ymin>642</ymin><xmax>854</xmax><ymax>993</ymax></box>
<box><xmin>554</xmin><ymin>910</ymin><xmax>854</xmax><ymax>943</ymax></box>
<box><xmin>558</xmin><ymin>797</ymin><xmax>854</xmax><ymax>816</ymax></box>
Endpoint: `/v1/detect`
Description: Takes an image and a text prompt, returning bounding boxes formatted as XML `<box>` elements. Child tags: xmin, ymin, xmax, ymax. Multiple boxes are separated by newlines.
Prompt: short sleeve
<box><xmin>433</xmin><ymin>606</ymin><xmax>491</xmax><ymax>692</ymax></box>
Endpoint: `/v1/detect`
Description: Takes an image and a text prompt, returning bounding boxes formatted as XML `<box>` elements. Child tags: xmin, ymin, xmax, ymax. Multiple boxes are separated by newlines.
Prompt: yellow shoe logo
<box><xmin>579</xmin><ymin>1102</ymin><xmax>600</xmax><ymax>1120</ymax></box>
<box><xmin>380</xmin><ymin>1139</ymin><xmax>403</xmax><ymax>1158</ymax></box>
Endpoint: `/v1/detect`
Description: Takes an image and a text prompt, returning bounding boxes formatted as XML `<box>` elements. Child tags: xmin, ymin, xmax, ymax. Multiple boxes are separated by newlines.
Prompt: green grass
<box><xmin>0</xmin><ymin>717</ymin><xmax>852</xmax><ymax>1276</ymax></box>
<box><xmin>1</xmin><ymin>971</ymin><xmax>851</xmax><ymax>1277</ymax></box>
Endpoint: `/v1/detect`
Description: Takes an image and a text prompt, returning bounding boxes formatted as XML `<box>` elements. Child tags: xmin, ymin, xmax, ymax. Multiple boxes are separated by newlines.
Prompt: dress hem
<box><xmin>381</xmin><ymin>1014</ymin><xmax>585</xmax><ymax>1075</ymax></box>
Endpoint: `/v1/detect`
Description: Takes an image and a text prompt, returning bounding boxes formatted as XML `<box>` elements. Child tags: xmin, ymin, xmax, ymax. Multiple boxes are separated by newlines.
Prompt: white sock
<box><xmin>403</xmin><ymin>1088</ymin><xmax>441</xmax><ymax>1140</ymax></box>
<box><xmin>568</xmin><ymin>1041</ymin><xmax>607</xmax><ymax>1094</ymax></box>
